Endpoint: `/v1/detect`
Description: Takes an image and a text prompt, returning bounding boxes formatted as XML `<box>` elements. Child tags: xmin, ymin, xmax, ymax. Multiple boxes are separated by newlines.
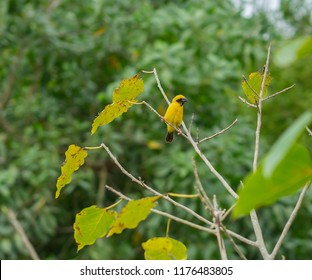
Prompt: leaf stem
<box><xmin>105</xmin><ymin>198</ymin><xmax>123</xmax><ymax>210</ymax></box>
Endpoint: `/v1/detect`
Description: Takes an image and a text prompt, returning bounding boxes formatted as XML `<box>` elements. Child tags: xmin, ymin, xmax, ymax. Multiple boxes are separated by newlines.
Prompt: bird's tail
<box><xmin>165</xmin><ymin>132</ymin><xmax>174</xmax><ymax>143</ymax></box>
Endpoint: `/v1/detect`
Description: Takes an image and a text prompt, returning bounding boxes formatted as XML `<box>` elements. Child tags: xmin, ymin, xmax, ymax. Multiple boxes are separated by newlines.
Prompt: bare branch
<box><xmin>270</xmin><ymin>183</ymin><xmax>310</xmax><ymax>259</ymax></box>
<box><xmin>263</xmin><ymin>84</ymin><xmax>295</xmax><ymax>102</ymax></box>
<box><xmin>242</xmin><ymin>74</ymin><xmax>260</xmax><ymax>99</ymax></box>
<box><xmin>5</xmin><ymin>208</ymin><xmax>40</xmax><ymax>260</ymax></box>
<box><xmin>144</xmin><ymin>67</ymin><xmax>238</xmax><ymax>199</ymax></box>
<box><xmin>199</xmin><ymin>118</ymin><xmax>238</xmax><ymax>144</ymax></box>
<box><xmin>188</xmin><ymin>113</ymin><xmax>195</xmax><ymax>133</ymax></box>
<box><xmin>249</xmin><ymin>43</ymin><xmax>273</xmax><ymax>260</ymax></box>
<box><xmin>184</xmin><ymin>124</ymin><xmax>239</xmax><ymax>199</ymax></box>
<box><xmin>192</xmin><ymin>158</ymin><xmax>213</xmax><ymax>211</ymax></box>
<box><xmin>213</xmin><ymin>196</ymin><xmax>228</xmax><ymax>260</ymax></box>
<box><xmin>253</xmin><ymin>44</ymin><xmax>271</xmax><ymax>171</ymax></box>
<box><xmin>238</xmin><ymin>96</ymin><xmax>257</xmax><ymax>108</ymax></box>
<box><xmin>100</xmin><ymin>142</ymin><xmax>213</xmax><ymax>227</ymax></box>
<box><xmin>224</xmin><ymin>228</ymin><xmax>257</xmax><ymax>247</ymax></box>
<box><xmin>221</xmin><ymin>224</ymin><xmax>248</xmax><ymax>260</ymax></box>
<box><xmin>104</xmin><ymin>185</ymin><xmax>216</xmax><ymax>234</ymax></box>
<box><xmin>142</xmin><ymin>68</ymin><xmax>170</xmax><ymax>105</ymax></box>
<box><xmin>136</xmin><ymin>100</ymin><xmax>188</xmax><ymax>139</ymax></box>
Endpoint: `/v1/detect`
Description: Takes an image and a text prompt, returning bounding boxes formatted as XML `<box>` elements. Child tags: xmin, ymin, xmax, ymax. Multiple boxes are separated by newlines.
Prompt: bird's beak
<box><xmin>181</xmin><ymin>98</ymin><xmax>188</xmax><ymax>105</ymax></box>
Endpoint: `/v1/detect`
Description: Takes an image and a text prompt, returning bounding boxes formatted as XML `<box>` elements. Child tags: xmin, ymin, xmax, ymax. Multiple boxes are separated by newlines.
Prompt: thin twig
<box><xmin>221</xmin><ymin>203</ymin><xmax>236</xmax><ymax>222</ymax></box>
<box><xmin>199</xmin><ymin>118</ymin><xmax>238</xmax><ymax>144</ymax></box>
<box><xmin>262</xmin><ymin>84</ymin><xmax>295</xmax><ymax>102</ymax></box>
<box><xmin>136</xmin><ymin>100</ymin><xmax>188</xmax><ymax>139</ymax></box>
<box><xmin>270</xmin><ymin>183</ymin><xmax>310</xmax><ymax>259</ymax></box>
<box><xmin>100</xmin><ymin>142</ymin><xmax>214</xmax><ymax>227</ymax></box>
<box><xmin>306</xmin><ymin>127</ymin><xmax>312</xmax><ymax>136</ymax></box>
<box><xmin>239</xmin><ymin>84</ymin><xmax>295</xmax><ymax>108</ymax></box>
<box><xmin>104</xmin><ymin>185</ymin><xmax>216</xmax><ymax>234</ymax></box>
<box><xmin>250</xmin><ymin>43</ymin><xmax>272</xmax><ymax>260</ymax></box>
<box><xmin>242</xmin><ymin>74</ymin><xmax>260</xmax><ymax>100</ymax></box>
<box><xmin>5</xmin><ymin>208</ymin><xmax>40</xmax><ymax>260</ymax></box>
<box><xmin>221</xmin><ymin>224</ymin><xmax>248</xmax><ymax>260</ymax></box>
<box><xmin>143</xmin><ymin>68</ymin><xmax>238</xmax><ymax>199</ymax></box>
<box><xmin>253</xmin><ymin>46</ymin><xmax>271</xmax><ymax>171</ymax></box>
<box><xmin>224</xmin><ymin>228</ymin><xmax>257</xmax><ymax>247</ymax></box>
<box><xmin>188</xmin><ymin>113</ymin><xmax>195</xmax><ymax>133</ymax></box>
<box><xmin>184</xmin><ymin>124</ymin><xmax>238</xmax><ymax>199</ymax></box>
<box><xmin>213</xmin><ymin>196</ymin><xmax>228</xmax><ymax>260</ymax></box>
<box><xmin>143</xmin><ymin>67</ymin><xmax>260</xmax><ymax>249</ymax></box>
<box><xmin>142</xmin><ymin>68</ymin><xmax>170</xmax><ymax>105</ymax></box>
<box><xmin>238</xmin><ymin>96</ymin><xmax>257</xmax><ymax>108</ymax></box>
<box><xmin>192</xmin><ymin>158</ymin><xmax>213</xmax><ymax>211</ymax></box>
<box><xmin>101</xmin><ymin>143</ymin><xmax>255</xmax><ymax>246</ymax></box>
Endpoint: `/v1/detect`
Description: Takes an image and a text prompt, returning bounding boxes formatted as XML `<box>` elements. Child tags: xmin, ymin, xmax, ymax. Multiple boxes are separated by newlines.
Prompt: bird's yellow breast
<box><xmin>164</xmin><ymin>101</ymin><xmax>184</xmax><ymax>133</ymax></box>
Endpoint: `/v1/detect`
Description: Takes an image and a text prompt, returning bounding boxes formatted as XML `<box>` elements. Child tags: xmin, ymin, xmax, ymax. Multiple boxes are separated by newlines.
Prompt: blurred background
<box><xmin>0</xmin><ymin>0</ymin><xmax>311</xmax><ymax>259</ymax></box>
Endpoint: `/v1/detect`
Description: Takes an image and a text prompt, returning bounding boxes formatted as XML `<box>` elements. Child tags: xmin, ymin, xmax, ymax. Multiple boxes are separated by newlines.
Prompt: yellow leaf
<box><xmin>142</xmin><ymin>237</ymin><xmax>187</xmax><ymax>260</ymax></box>
<box><xmin>91</xmin><ymin>101</ymin><xmax>133</xmax><ymax>134</ymax></box>
<box><xmin>242</xmin><ymin>71</ymin><xmax>272</xmax><ymax>104</ymax></box>
<box><xmin>93</xmin><ymin>26</ymin><xmax>106</xmax><ymax>37</ymax></box>
<box><xmin>55</xmin><ymin>145</ymin><xmax>88</xmax><ymax>198</ymax></box>
<box><xmin>91</xmin><ymin>73</ymin><xmax>144</xmax><ymax>134</ymax></box>
<box><xmin>107</xmin><ymin>196</ymin><xmax>160</xmax><ymax>237</ymax></box>
<box><xmin>147</xmin><ymin>140</ymin><xmax>163</xmax><ymax>150</ymax></box>
<box><xmin>112</xmin><ymin>73</ymin><xmax>144</xmax><ymax>102</ymax></box>
<box><xmin>74</xmin><ymin>205</ymin><xmax>117</xmax><ymax>251</ymax></box>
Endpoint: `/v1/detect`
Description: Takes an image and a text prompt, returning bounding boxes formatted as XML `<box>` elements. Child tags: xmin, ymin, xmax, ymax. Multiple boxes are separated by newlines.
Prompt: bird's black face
<box><xmin>177</xmin><ymin>97</ymin><xmax>188</xmax><ymax>106</ymax></box>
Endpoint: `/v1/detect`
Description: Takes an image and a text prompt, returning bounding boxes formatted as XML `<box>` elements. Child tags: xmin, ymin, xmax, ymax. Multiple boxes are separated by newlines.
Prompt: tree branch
<box><xmin>269</xmin><ymin>183</ymin><xmax>310</xmax><ymax>259</ymax></box>
<box><xmin>100</xmin><ymin>142</ymin><xmax>214</xmax><ymax>227</ymax></box>
<box><xmin>104</xmin><ymin>185</ymin><xmax>216</xmax><ymax>234</ymax></box>
<box><xmin>262</xmin><ymin>84</ymin><xmax>295</xmax><ymax>102</ymax></box>
<box><xmin>134</xmin><ymin>74</ymin><xmax>239</xmax><ymax>199</ymax></box>
<box><xmin>5</xmin><ymin>208</ymin><xmax>40</xmax><ymax>260</ymax></box>
<box><xmin>249</xmin><ymin>43</ymin><xmax>272</xmax><ymax>260</ymax></box>
<box><xmin>199</xmin><ymin>118</ymin><xmax>238</xmax><ymax>143</ymax></box>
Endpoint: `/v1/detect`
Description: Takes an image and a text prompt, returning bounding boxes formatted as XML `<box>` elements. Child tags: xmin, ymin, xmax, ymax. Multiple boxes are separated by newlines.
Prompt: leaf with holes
<box><xmin>142</xmin><ymin>237</ymin><xmax>187</xmax><ymax>260</ymax></box>
<box><xmin>74</xmin><ymin>205</ymin><xmax>117</xmax><ymax>251</ymax></box>
<box><xmin>107</xmin><ymin>196</ymin><xmax>160</xmax><ymax>237</ymax></box>
<box><xmin>91</xmin><ymin>73</ymin><xmax>144</xmax><ymax>134</ymax></box>
<box><xmin>112</xmin><ymin>73</ymin><xmax>144</xmax><ymax>102</ymax></box>
<box><xmin>242</xmin><ymin>71</ymin><xmax>272</xmax><ymax>104</ymax></box>
<box><xmin>55</xmin><ymin>144</ymin><xmax>88</xmax><ymax>198</ymax></box>
<box><xmin>91</xmin><ymin>101</ymin><xmax>133</xmax><ymax>134</ymax></box>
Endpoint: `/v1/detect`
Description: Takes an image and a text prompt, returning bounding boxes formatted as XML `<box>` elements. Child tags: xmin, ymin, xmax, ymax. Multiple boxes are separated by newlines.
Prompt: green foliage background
<box><xmin>0</xmin><ymin>0</ymin><xmax>311</xmax><ymax>259</ymax></box>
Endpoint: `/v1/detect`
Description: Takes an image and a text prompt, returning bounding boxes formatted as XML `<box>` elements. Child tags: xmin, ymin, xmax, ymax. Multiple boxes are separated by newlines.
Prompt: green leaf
<box><xmin>263</xmin><ymin>111</ymin><xmax>312</xmax><ymax>177</ymax></box>
<box><xmin>242</xmin><ymin>71</ymin><xmax>272</xmax><ymax>104</ymax></box>
<box><xmin>91</xmin><ymin>73</ymin><xmax>144</xmax><ymax>134</ymax></box>
<box><xmin>74</xmin><ymin>205</ymin><xmax>117</xmax><ymax>251</ymax></box>
<box><xmin>234</xmin><ymin>144</ymin><xmax>312</xmax><ymax>217</ymax></box>
<box><xmin>107</xmin><ymin>196</ymin><xmax>160</xmax><ymax>237</ymax></box>
<box><xmin>234</xmin><ymin>111</ymin><xmax>312</xmax><ymax>217</ymax></box>
<box><xmin>142</xmin><ymin>237</ymin><xmax>187</xmax><ymax>260</ymax></box>
<box><xmin>112</xmin><ymin>73</ymin><xmax>144</xmax><ymax>102</ymax></box>
<box><xmin>55</xmin><ymin>145</ymin><xmax>88</xmax><ymax>199</ymax></box>
<box><xmin>274</xmin><ymin>36</ymin><xmax>312</xmax><ymax>67</ymax></box>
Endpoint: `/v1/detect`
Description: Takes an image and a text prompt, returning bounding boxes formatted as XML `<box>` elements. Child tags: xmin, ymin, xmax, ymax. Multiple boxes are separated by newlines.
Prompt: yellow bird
<box><xmin>164</xmin><ymin>94</ymin><xmax>188</xmax><ymax>143</ymax></box>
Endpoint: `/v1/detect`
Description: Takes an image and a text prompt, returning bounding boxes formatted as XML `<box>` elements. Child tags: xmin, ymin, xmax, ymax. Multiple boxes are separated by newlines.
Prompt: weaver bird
<box><xmin>164</xmin><ymin>94</ymin><xmax>188</xmax><ymax>143</ymax></box>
